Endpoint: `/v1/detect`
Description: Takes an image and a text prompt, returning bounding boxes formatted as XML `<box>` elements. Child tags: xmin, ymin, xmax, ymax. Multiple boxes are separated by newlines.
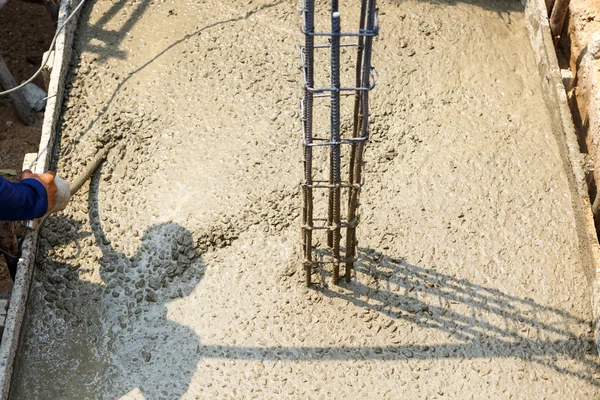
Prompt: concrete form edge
<box><xmin>0</xmin><ymin>0</ymin><xmax>82</xmax><ymax>398</ymax></box>
<box><xmin>523</xmin><ymin>0</ymin><xmax>600</xmax><ymax>352</ymax></box>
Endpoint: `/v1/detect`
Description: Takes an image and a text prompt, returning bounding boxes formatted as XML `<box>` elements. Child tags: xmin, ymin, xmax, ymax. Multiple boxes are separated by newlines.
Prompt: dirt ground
<box><xmin>562</xmin><ymin>0</ymin><xmax>600</xmax><ymax>208</ymax></box>
<box><xmin>0</xmin><ymin>0</ymin><xmax>53</xmax><ymax>173</ymax></box>
<box><xmin>0</xmin><ymin>1</ymin><xmax>55</xmax><ymax>292</ymax></box>
<box><xmin>9</xmin><ymin>0</ymin><xmax>600</xmax><ymax>398</ymax></box>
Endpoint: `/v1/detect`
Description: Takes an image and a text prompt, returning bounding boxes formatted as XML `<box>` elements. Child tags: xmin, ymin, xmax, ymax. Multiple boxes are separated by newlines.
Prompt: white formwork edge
<box><xmin>0</xmin><ymin>0</ymin><xmax>83</xmax><ymax>398</ymax></box>
<box><xmin>523</xmin><ymin>0</ymin><xmax>600</xmax><ymax>353</ymax></box>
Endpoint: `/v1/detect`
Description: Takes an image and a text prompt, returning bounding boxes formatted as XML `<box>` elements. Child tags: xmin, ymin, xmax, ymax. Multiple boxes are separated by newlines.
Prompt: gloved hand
<box><xmin>20</xmin><ymin>170</ymin><xmax>58</xmax><ymax>213</ymax></box>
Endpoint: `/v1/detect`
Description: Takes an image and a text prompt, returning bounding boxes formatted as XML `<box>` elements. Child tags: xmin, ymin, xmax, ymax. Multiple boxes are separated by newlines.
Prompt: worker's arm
<box><xmin>0</xmin><ymin>171</ymin><xmax>57</xmax><ymax>221</ymax></box>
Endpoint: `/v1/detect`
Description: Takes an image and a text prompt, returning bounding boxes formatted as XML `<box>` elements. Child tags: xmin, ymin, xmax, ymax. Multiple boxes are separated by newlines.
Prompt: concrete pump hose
<box><xmin>69</xmin><ymin>145</ymin><xmax>112</xmax><ymax>196</ymax></box>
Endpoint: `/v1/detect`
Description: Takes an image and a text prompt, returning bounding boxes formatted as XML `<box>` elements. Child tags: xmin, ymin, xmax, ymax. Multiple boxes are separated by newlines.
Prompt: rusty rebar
<box><xmin>345</xmin><ymin>0</ymin><xmax>368</xmax><ymax>282</ymax></box>
<box><xmin>345</xmin><ymin>0</ymin><xmax>376</xmax><ymax>281</ymax></box>
<box><xmin>327</xmin><ymin>0</ymin><xmax>340</xmax><ymax>250</ymax></box>
<box><xmin>330</xmin><ymin>11</ymin><xmax>342</xmax><ymax>283</ymax></box>
<box><xmin>300</xmin><ymin>0</ymin><xmax>377</xmax><ymax>286</ymax></box>
<box><xmin>302</xmin><ymin>0</ymin><xmax>316</xmax><ymax>286</ymax></box>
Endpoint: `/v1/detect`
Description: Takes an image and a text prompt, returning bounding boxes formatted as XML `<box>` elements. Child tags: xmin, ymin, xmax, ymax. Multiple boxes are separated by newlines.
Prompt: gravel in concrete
<box><xmin>10</xmin><ymin>0</ymin><xmax>600</xmax><ymax>398</ymax></box>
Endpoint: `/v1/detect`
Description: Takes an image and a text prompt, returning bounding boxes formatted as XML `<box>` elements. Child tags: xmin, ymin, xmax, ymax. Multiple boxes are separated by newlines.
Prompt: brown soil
<box><xmin>0</xmin><ymin>0</ymin><xmax>54</xmax><ymax>175</ymax></box>
<box><xmin>0</xmin><ymin>2</ymin><xmax>55</xmax><ymax>293</ymax></box>
<box><xmin>561</xmin><ymin>0</ymin><xmax>600</xmax><ymax>222</ymax></box>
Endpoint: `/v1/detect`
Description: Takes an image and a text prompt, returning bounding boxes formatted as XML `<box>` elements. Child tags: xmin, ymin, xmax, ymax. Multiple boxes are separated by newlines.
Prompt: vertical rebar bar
<box><xmin>327</xmin><ymin>0</ymin><xmax>340</xmax><ymax>249</ymax></box>
<box><xmin>345</xmin><ymin>0</ymin><xmax>368</xmax><ymax>282</ymax></box>
<box><xmin>300</xmin><ymin>0</ymin><xmax>377</xmax><ymax>286</ymax></box>
<box><xmin>345</xmin><ymin>0</ymin><xmax>376</xmax><ymax>281</ymax></box>
<box><xmin>302</xmin><ymin>0</ymin><xmax>316</xmax><ymax>286</ymax></box>
<box><xmin>330</xmin><ymin>11</ymin><xmax>342</xmax><ymax>284</ymax></box>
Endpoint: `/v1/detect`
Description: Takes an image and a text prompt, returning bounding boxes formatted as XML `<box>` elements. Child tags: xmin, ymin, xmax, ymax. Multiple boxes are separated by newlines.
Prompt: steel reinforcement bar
<box><xmin>300</xmin><ymin>0</ymin><xmax>378</xmax><ymax>286</ymax></box>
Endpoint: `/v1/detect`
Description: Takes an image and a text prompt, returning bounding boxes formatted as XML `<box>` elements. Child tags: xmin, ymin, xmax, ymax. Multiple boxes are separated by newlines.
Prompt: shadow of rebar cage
<box><xmin>300</xmin><ymin>0</ymin><xmax>379</xmax><ymax>286</ymax></box>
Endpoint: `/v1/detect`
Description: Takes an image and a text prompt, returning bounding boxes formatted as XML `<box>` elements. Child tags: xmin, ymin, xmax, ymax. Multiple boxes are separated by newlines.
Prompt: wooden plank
<box><xmin>545</xmin><ymin>0</ymin><xmax>555</xmax><ymax>16</ymax></box>
<box><xmin>0</xmin><ymin>53</ymin><xmax>37</xmax><ymax>126</ymax></box>
<box><xmin>550</xmin><ymin>0</ymin><xmax>570</xmax><ymax>44</ymax></box>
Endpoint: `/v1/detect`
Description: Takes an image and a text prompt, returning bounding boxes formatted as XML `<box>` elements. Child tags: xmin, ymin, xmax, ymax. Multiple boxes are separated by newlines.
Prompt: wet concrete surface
<box><xmin>10</xmin><ymin>0</ymin><xmax>600</xmax><ymax>398</ymax></box>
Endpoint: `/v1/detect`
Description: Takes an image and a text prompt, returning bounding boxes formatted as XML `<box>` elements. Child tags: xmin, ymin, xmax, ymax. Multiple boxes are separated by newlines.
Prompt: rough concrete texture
<box><xmin>9</xmin><ymin>0</ymin><xmax>600</xmax><ymax>398</ymax></box>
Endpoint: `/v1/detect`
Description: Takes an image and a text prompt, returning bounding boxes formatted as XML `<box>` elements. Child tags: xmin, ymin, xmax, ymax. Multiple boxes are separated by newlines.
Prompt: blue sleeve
<box><xmin>0</xmin><ymin>177</ymin><xmax>48</xmax><ymax>221</ymax></box>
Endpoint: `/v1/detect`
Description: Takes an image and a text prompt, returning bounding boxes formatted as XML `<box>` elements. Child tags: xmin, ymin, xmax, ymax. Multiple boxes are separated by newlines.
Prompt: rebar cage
<box><xmin>300</xmin><ymin>0</ymin><xmax>379</xmax><ymax>286</ymax></box>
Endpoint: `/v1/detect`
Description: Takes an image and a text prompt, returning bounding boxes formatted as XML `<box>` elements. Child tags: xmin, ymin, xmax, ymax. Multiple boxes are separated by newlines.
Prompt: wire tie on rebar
<box><xmin>345</xmin><ymin>218</ymin><xmax>359</xmax><ymax>228</ymax></box>
<box><xmin>302</xmin><ymin>256</ymin><xmax>359</xmax><ymax>265</ymax></box>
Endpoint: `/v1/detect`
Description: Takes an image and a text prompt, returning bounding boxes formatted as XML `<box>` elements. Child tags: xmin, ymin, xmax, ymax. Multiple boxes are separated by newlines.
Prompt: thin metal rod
<box><xmin>302</xmin><ymin>0</ymin><xmax>316</xmax><ymax>286</ymax></box>
<box><xmin>330</xmin><ymin>11</ymin><xmax>342</xmax><ymax>284</ymax></box>
<box><xmin>313</xmin><ymin>43</ymin><xmax>358</xmax><ymax>49</ymax></box>
<box><xmin>304</xmin><ymin>137</ymin><xmax>367</xmax><ymax>147</ymax></box>
<box><xmin>304</xmin><ymin>182</ymin><xmax>362</xmax><ymax>189</ymax></box>
<box><xmin>301</xmin><ymin>30</ymin><xmax>378</xmax><ymax>37</ymax></box>
<box><xmin>313</xmin><ymin>92</ymin><xmax>355</xmax><ymax>98</ymax></box>
<box><xmin>345</xmin><ymin>0</ymin><xmax>376</xmax><ymax>282</ymax></box>
<box><xmin>345</xmin><ymin>0</ymin><xmax>368</xmax><ymax>282</ymax></box>
<box><xmin>327</xmin><ymin>0</ymin><xmax>340</xmax><ymax>251</ymax></box>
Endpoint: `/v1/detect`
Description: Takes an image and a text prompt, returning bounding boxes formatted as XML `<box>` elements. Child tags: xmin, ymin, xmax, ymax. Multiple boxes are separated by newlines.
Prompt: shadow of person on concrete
<box><xmin>83</xmin><ymin>170</ymin><xmax>205</xmax><ymax>399</ymax></box>
<box><xmin>90</xmin><ymin>224</ymin><xmax>204</xmax><ymax>399</ymax></box>
<box><xmin>11</xmin><ymin>221</ymin><xmax>600</xmax><ymax>396</ymax></box>
<box><xmin>10</xmin><ymin>175</ymin><xmax>206</xmax><ymax>399</ymax></box>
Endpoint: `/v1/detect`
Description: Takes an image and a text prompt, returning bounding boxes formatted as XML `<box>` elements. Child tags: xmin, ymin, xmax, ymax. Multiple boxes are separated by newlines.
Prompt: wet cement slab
<box><xmin>10</xmin><ymin>0</ymin><xmax>600</xmax><ymax>398</ymax></box>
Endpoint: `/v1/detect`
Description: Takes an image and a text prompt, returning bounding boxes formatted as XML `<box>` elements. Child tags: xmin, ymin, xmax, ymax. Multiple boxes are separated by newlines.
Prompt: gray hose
<box><xmin>70</xmin><ymin>144</ymin><xmax>112</xmax><ymax>196</ymax></box>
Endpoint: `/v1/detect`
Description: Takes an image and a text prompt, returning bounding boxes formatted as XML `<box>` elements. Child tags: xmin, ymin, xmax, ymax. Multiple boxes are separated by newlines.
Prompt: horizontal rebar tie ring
<box><xmin>312</xmin><ymin>92</ymin><xmax>356</xmax><ymax>98</ymax></box>
<box><xmin>301</xmin><ymin>220</ymin><xmax>359</xmax><ymax>230</ymax></box>
<box><xmin>300</xmin><ymin>10</ymin><xmax>379</xmax><ymax>37</ymax></box>
<box><xmin>305</xmin><ymin>83</ymin><xmax>375</xmax><ymax>93</ymax></box>
<box><xmin>300</xmin><ymin>49</ymin><xmax>377</xmax><ymax>93</ymax></box>
<box><xmin>301</xmin><ymin>137</ymin><xmax>368</xmax><ymax>147</ymax></box>
<box><xmin>313</xmin><ymin>43</ymin><xmax>358</xmax><ymax>49</ymax></box>
<box><xmin>303</xmin><ymin>257</ymin><xmax>358</xmax><ymax>265</ymax></box>
<box><xmin>303</xmin><ymin>183</ymin><xmax>362</xmax><ymax>190</ymax></box>
<box><xmin>301</xmin><ymin>29</ymin><xmax>379</xmax><ymax>37</ymax></box>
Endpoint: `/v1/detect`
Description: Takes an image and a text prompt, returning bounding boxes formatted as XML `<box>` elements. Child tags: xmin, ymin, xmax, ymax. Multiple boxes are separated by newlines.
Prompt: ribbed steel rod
<box><xmin>345</xmin><ymin>0</ymin><xmax>368</xmax><ymax>282</ymax></box>
<box><xmin>330</xmin><ymin>11</ymin><xmax>342</xmax><ymax>284</ymax></box>
<box><xmin>327</xmin><ymin>0</ymin><xmax>340</xmax><ymax>249</ymax></box>
<box><xmin>345</xmin><ymin>0</ymin><xmax>376</xmax><ymax>281</ymax></box>
<box><xmin>302</xmin><ymin>0</ymin><xmax>316</xmax><ymax>286</ymax></box>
